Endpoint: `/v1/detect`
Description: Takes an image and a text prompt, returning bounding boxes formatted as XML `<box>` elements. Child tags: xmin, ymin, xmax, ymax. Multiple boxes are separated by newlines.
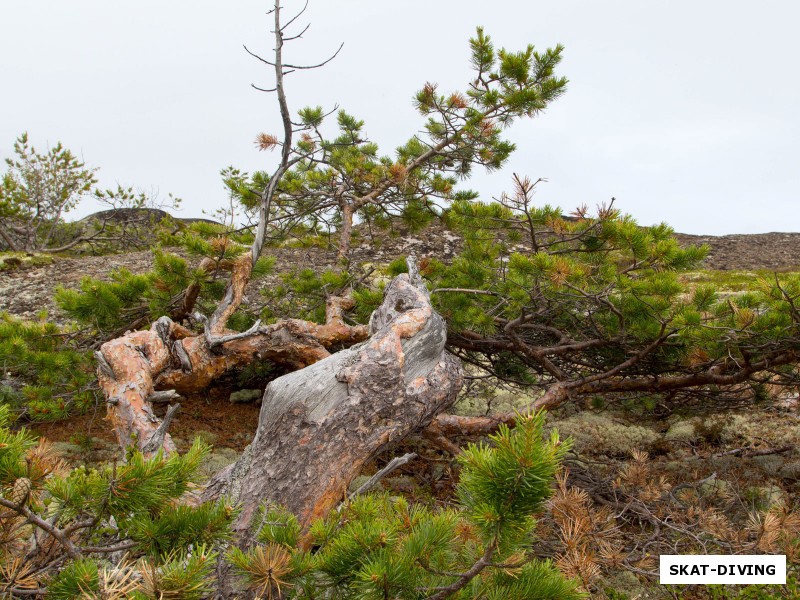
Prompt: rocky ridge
<box><xmin>2</xmin><ymin>222</ymin><xmax>800</xmax><ymax>324</ymax></box>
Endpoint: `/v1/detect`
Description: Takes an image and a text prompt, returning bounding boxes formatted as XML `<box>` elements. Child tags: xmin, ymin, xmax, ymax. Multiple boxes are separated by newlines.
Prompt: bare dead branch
<box><xmin>349</xmin><ymin>453</ymin><xmax>418</xmax><ymax>498</ymax></box>
<box><xmin>283</xmin><ymin>22</ymin><xmax>310</xmax><ymax>41</ymax></box>
<box><xmin>146</xmin><ymin>390</ymin><xmax>182</xmax><ymax>404</ymax></box>
<box><xmin>141</xmin><ymin>404</ymin><xmax>180</xmax><ymax>454</ymax></box>
<box><xmin>283</xmin><ymin>42</ymin><xmax>344</xmax><ymax>70</ymax></box>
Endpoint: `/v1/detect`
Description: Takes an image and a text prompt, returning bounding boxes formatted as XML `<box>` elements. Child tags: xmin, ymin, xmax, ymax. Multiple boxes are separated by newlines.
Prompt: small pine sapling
<box><xmin>227</xmin><ymin>412</ymin><xmax>585</xmax><ymax>599</ymax></box>
<box><xmin>0</xmin><ymin>408</ymin><xmax>236</xmax><ymax>596</ymax></box>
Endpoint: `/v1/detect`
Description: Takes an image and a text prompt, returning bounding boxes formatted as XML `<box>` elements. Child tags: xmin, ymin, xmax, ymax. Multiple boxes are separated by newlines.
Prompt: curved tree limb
<box><xmin>96</xmin><ymin>301</ymin><xmax>368</xmax><ymax>456</ymax></box>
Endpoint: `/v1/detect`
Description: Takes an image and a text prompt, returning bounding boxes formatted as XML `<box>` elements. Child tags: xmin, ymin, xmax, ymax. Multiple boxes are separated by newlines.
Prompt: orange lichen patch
<box><xmin>305</xmin><ymin>475</ymin><xmax>346</xmax><ymax>527</ymax></box>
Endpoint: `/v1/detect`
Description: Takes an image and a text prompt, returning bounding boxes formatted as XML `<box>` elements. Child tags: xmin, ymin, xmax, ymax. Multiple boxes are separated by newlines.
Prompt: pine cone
<box><xmin>10</xmin><ymin>477</ymin><xmax>32</xmax><ymax>506</ymax></box>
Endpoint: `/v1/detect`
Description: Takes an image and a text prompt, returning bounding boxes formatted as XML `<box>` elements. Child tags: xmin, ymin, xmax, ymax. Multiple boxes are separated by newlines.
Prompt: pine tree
<box><xmin>224</xmin><ymin>27</ymin><xmax>567</xmax><ymax>261</ymax></box>
<box><xmin>228</xmin><ymin>412</ymin><xmax>584</xmax><ymax>599</ymax></box>
<box><xmin>416</xmin><ymin>175</ymin><xmax>800</xmax><ymax>424</ymax></box>
<box><xmin>0</xmin><ymin>404</ymin><xmax>234</xmax><ymax>597</ymax></box>
<box><xmin>8</xmin><ymin>1</ymin><xmax>800</xmax><ymax>597</ymax></box>
<box><xmin>0</xmin><ymin>312</ymin><xmax>96</xmax><ymax>421</ymax></box>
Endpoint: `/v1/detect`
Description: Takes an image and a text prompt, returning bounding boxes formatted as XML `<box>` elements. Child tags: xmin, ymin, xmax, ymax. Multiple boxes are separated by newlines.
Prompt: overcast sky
<box><xmin>2</xmin><ymin>1</ymin><xmax>798</xmax><ymax>234</ymax></box>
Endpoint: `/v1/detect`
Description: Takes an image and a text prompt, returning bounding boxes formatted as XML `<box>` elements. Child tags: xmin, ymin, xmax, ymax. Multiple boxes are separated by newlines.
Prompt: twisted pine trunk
<box><xmin>95</xmin><ymin>290</ymin><xmax>369</xmax><ymax>456</ymax></box>
<box><xmin>97</xmin><ymin>256</ymin><xmax>462</xmax><ymax>536</ymax></box>
<box><xmin>203</xmin><ymin>265</ymin><xmax>463</xmax><ymax>534</ymax></box>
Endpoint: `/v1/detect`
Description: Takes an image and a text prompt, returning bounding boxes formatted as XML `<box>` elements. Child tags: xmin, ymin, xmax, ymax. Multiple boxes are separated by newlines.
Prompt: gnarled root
<box><xmin>97</xmin><ymin>306</ymin><xmax>368</xmax><ymax>457</ymax></box>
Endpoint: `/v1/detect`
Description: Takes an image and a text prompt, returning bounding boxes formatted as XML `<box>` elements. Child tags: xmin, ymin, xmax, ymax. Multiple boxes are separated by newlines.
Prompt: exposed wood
<box><xmin>146</xmin><ymin>390</ymin><xmax>182</xmax><ymax>404</ymax></box>
<box><xmin>96</xmin><ymin>302</ymin><xmax>368</xmax><ymax>456</ymax></box>
<box><xmin>141</xmin><ymin>404</ymin><xmax>180</xmax><ymax>454</ymax></box>
<box><xmin>96</xmin><ymin>327</ymin><xmax>177</xmax><ymax>455</ymax></box>
<box><xmin>203</xmin><ymin>263</ymin><xmax>463</xmax><ymax>537</ymax></box>
<box><xmin>350</xmin><ymin>452</ymin><xmax>417</xmax><ymax>498</ymax></box>
<box><xmin>209</xmin><ymin>254</ymin><xmax>253</xmax><ymax>334</ymax></box>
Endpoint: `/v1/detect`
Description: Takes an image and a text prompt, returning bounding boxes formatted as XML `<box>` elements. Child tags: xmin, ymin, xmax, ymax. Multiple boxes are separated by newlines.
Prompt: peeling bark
<box><xmin>97</xmin><ymin>320</ymin><xmax>178</xmax><ymax>455</ymax></box>
<box><xmin>209</xmin><ymin>254</ymin><xmax>253</xmax><ymax>335</ymax></box>
<box><xmin>95</xmin><ymin>261</ymin><xmax>460</xmax><ymax>474</ymax></box>
<box><xmin>337</xmin><ymin>202</ymin><xmax>354</xmax><ymax>261</ymax></box>
<box><xmin>96</xmin><ymin>306</ymin><xmax>369</xmax><ymax>455</ymax></box>
<box><xmin>203</xmin><ymin>265</ymin><xmax>463</xmax><ymax>535</ymax></box>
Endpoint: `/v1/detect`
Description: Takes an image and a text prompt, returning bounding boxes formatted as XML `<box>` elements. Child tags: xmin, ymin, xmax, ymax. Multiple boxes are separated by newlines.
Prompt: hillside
<box><xmin>3</xmin><ymin>220</ymin><xmax>800</xmax><ymax>324</ymax></box>
<box><xmin>3</xmin><ymin>215</ymin><xmax>799</xmax><ymax>599</ymax></box>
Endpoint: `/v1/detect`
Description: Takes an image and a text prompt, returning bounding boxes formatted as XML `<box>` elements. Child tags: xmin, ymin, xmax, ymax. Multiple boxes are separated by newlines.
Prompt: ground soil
<box><xmin>27</xmin><ymin>388</ymin><xmax>261</xmax><ymax>454</ymax></box>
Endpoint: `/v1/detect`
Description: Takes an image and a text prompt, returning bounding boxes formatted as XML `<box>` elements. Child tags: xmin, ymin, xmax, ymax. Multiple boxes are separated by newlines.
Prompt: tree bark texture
<box><xmin>96</xmin><ymin>319</ymin><xmax>180</xmax><ymax>455</ymax></box>
<box><xmin>203</xmin><ymin>265</ymin><xmax>463</xmax><ymax>535</ymax></box>
<box><xmin>337</xmin><ymin>201</ymin><xmax>354</xmax><ymax>261</ymax></box>
<box><xmin>96</xmin><ymin>305</ymin><xmax>369</xmax><ymax>456</ymax></box>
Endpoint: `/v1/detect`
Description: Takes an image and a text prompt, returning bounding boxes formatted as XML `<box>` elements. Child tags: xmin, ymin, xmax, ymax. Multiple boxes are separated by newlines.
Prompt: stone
<box><xmin>229</xmin><ymin>388</ymin><xmax>263</xmax><ymax>404</ymax></box>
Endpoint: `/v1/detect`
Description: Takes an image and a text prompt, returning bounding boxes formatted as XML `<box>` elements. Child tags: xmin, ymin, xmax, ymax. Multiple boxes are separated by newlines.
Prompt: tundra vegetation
<box><xmin>0</xmin><ymin>1</ymin><xmax>798</xmax><ymax>598</ymax></box>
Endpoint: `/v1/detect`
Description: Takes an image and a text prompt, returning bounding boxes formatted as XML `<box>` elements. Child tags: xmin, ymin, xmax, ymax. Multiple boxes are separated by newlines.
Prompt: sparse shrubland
<box><xmin>1</xmin><ymin>1</ymin><xmax>798</xmax><ymax>597</ymax></box>
<box><xmin>0</xmin><ymin>132</ymin><xmax>182</xmax><ymax>256</ymax></box>
<box><xmin>0</xmin><ymin>313</ymin><xmax>97</xmax><ymax>421</ymax></box>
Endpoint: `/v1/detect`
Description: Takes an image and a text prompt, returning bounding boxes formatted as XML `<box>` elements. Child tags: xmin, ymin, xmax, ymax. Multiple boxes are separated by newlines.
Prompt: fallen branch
<box><xmin>350</xmin><ymin>453</ymin><xmax>417</xmax><ymax>498</ymax></box>
<box><xmin>141</xmin><ymin>404</ymin><xmax>180</xmax><ymax>454</ymax></box>
<box><xmin>97</xmin><ymin>299</ymin><xmax>369</xmax><ymax>456</ymax></box>
<box><xmin>146</xmin><ymin>390</ymin><xmax>182</xmax><ymax>404</ymax></box>
<box><xmin>715</xmin><ymin>445</ymin><xmax>794</xmax><ymax>458</ymax></box>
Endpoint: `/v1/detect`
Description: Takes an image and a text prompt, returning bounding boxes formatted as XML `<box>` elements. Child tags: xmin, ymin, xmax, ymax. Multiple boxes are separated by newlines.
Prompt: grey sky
<box><xmin>2</xmin><ymin>1</ymin><xmax>798</xmax><ymax>234</ymax></box>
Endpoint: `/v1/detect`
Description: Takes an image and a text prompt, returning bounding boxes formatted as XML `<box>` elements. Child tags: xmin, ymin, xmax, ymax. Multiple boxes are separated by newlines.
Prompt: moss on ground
<box><xmin>0</xmin><ymin>252</ymin><xmax>54</xmax><ymax>271</ymax></box>
<box><xmin>549</xmin><ymin>412</ymin><xmax>661</xmax><ymax>457</ymax></box>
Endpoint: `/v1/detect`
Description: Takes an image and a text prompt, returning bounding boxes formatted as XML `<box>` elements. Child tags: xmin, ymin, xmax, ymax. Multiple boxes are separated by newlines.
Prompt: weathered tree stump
<box><xmin>203</xmin><ymin>263</ymin><xmax>463</xmax><ymax>535</ymax></box>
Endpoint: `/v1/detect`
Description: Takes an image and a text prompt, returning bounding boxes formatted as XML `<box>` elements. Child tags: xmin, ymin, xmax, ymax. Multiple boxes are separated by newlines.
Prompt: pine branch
<box><xmin>0</xmin><ymin>498</ymin><xmax>81</xmax><ymax>559</ymax></box>
<box><xmin>424</xmin><ymin>539</ymin><xmax>497</xmax><ymax>599</ymax></box>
